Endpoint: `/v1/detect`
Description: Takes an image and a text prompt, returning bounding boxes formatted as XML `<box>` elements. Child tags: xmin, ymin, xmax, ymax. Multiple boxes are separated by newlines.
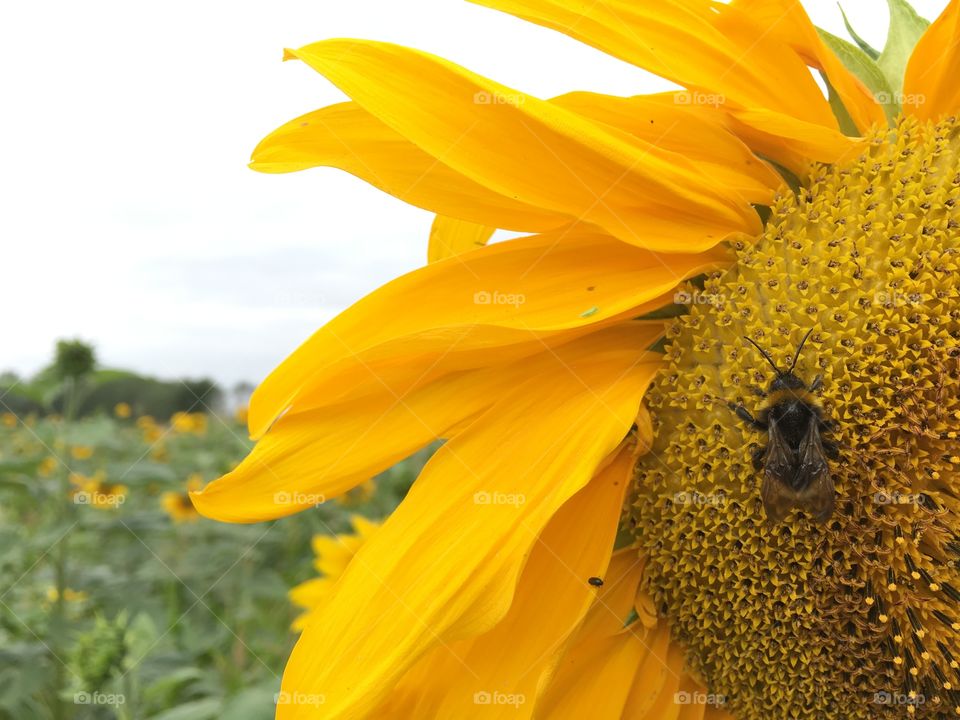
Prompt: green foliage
<box><xmin>53</xmin><ymin>340</ymin><xmax>97</xmax><ymax>381</ymax></box>
<box><xmin>878</xmin><ymin>0</ymin><xmax>930</xmax><ymax>94</ymax></box>
<box><xmin>2</xmin><ymin>340</ymin><xmax>224</xmax><ymax>419</ymax></box>
<box><xmin>819</xmin><ymin>0</ymin><xmax>931</xmax><ymax>125</ymax></box>
<box><xmin>75</xmin><ymin>375</ymin><xmax>223</xmax><ymax>419</ymax></box>
<box><xmin>0</xmin><ymin>411</ymin><xmax>429</xmax><ymax>719</ymax></box>
<box><xmin>69</xmin><ymin>614</ymin><xmax>127</xmax><ymax>693</ymax></box>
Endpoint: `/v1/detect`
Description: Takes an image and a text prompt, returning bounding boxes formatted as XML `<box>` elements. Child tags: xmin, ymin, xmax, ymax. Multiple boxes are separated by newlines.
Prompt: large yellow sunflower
<box><xmin>192</xmin><ymin>1</ymin><xmax>960</xmax><ymax>717</ymax></box>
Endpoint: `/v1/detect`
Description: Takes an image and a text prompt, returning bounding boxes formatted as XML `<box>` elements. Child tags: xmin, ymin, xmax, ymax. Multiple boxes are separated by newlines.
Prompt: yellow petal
<box><xmin>194</xmin><ymin>323</ymin><xmax>663</xmax><ymax>523</ymax></box>
<box><xmin>247</xmin><ymin>230</ymin><xmax>731</xmax><ymax>438</ymax></box>
<box><xmin>427</xmin><ymin>215</ymin><xmax>496</xmax><ymax>263</ymax></box>
<box><xmin>573</xmin><ymin>548</ymin><xmax>645</xmax><ymax>641</ymax></box>
<box><xmin>193</xmin><ymin>367</ymin><xmax>518</xmax><ymax>522</ymax></box>
<box><xmin>288</xmin><ymin>577</ymin><xmax>333</xmax><ymax>610</ymax></box>
<box><xmin>276</xmin><ymin>326</ymin><xmax>661</xmax><ymax>719</ymax></box>
<box><xmin>253</xmin><ymin>103</ymin><xmax>567</xmax><ymax>232</ymax></box>
<box><xmin>284</xmin><ymin>39</ymin><xmax>760</xmax><ymax>248</ymax></box>
<box><xmin>904</xmin><ymin>0</ymin><xmax>960</xmax><ymax>121</ymax></box>
<box><xmin>541</xmin><ymin>631</ymin><xmax>651</xmax><ymax>719</ymax></box>
<box><xmin>623</xmin><ymin>631</ymin><xmax>683</xmax><ymax>720</ymax></box>
<box><xmin>349</xmin><ymin>514</ymin><xmax>380</xmax><ymax>538</ymax></box>
<box><xmin>426</xmin><ymin>444</ymin><xmax>633</xmax><ymax>717</ymax></box>
<box><xmin>727</xmin><ymin>109</ymin><xmax>862</xmax><ymax>176</ymax></box>
<box><xmin>372</xmin><ymin>445</ymin><xmax>633</xmax><ymax>717</ymax></box>
<box><xmin>551</xmin><ymin>91</ymin><xmax>783</xmax><ymax>205</ymax></box>
<box><xmin>311</xmin><ymin>533</ymin><xmax>363</xmax><ymax>577</ymax></box>
<box><xmin>470</xmin><ymin>0</ymin><xmax>836</xmax><ymax>127</ymax></box>
<box><xmin>534</xmin><ymin>549</ymin><xmax>647</xmax><ymax>718</ymax></box>
<box><xmin>732</xmin><ymin>0</ymin><xmax>885</xmax><ymax>133</ymax></box>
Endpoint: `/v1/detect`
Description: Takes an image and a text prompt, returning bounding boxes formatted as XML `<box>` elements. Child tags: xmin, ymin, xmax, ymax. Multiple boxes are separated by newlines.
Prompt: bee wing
<box><xmin>760</xmin><ymin>419</ymin><xmax>797</xmax><ymax>523</ymax></box>
<box><xmin>793</xmin><ymin>415</ymin><xmax>835</xmax><ymax>523</ymax></box>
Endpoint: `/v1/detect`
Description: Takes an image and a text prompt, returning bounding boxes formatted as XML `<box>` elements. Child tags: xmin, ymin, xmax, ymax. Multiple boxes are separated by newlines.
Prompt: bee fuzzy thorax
<box><xmin>764</xmin><ymin>386</ymin><xmax>819</xmax><ymax>410</ymax></box>
<box><xmin>630</xmin><ymin>115</ymin><xmax>960</xmax><ymax>719</ymax></box>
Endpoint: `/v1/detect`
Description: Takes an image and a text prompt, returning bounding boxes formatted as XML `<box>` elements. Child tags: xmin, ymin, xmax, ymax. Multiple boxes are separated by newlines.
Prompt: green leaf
<box><xmin>220</xmin><ymin>685</ymin><xmax>278</xmax><ymax>720</ymax></box>
<box><xmin>824</xmin><ymin>74</ymin><xmax>861</xmax><ymax>136</ymax></box>
<box><xmin>878</xmin><ymin>0</ymin><xmax>930</xmax><ymax>93</ymax></box>
<box><xmin>148</xmin><ymin>697</ymin><xmax>222</xmax><ymax>720</ymax></box>
<box><xmin>818</xmin><ymin>29</ymin><xmax>898</xmax><ymax>125</ymax></box>
<box><xmin>838</xmin><ymin>3</ymin><xmax>880</xmax><ymax>59</ymax></box>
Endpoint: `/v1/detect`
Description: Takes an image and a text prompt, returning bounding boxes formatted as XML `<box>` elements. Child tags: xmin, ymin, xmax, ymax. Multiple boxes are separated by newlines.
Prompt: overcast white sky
<box><xmin>3</xmin><ymin>0</ymin><xmax>948</xmax><ymax>387</ymax></box>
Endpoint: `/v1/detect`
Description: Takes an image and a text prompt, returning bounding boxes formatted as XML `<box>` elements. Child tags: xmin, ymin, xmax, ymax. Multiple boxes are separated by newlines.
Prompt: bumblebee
<box><xmin>727</xmin><ymin>329</ymin><xmax>838</xmax><ymax>524</ymax></box>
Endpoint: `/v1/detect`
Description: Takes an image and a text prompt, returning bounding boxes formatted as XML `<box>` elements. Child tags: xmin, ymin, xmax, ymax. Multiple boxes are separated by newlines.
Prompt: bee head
<box><xmin>743</xmin><ymin>329</ymin><xmax>815</xmax><ymax>390</ymax></box>
<box><xmin>770</xmin><ymin>373</ymin><xmax>806</xmax><ymax>392</ymax></box>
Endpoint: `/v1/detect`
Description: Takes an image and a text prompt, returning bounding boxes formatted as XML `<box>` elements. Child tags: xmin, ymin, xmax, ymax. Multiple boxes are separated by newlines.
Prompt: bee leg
<box><xmin>726</xmin><ymin>401</ymin><xmax>767</xmax><ymax>431</ymax></box>
<box><xmin>749</xmin><ymin>386</ymin><xmax>767</xmax><ymax>398</ymax></box>
<box><xmin>751</xmin><ymin>445</ymin><xmax>766</xmax><ymax>470</ymax></box>
<box><xmin>810</xmin><ymin>374</ymin><xmax>824</xmax><ymax>392</ymax></box>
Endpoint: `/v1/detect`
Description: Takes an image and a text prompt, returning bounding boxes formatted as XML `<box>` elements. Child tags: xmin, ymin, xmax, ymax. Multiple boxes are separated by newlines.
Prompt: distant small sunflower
<box><xmin>288</xmin><ymin>515</ymin><xmax>380</xmax><ymax>631</ymax></box>
<box><xmin>69</xmin><ymin>445</ymin><xmax>94</xmax><ymax>460</ymax></box>
<box><xmin>193</xmin><ymin>1</ymin><xmax>960</xmax><ymax>717</ymax></box>
<box><xmin>71</xmin><ymin>471</ymin><xmax>126</xmax><ymax>510</ymax></box>
<box><xmin>161</xmin><ymin>475</ymin><xmax>203</xmax><ymax>523</ymax></box>
<box><xmin>171</xmin><ymin>412</ymin><xmax>207</xmax><ymax>435</ymax></box>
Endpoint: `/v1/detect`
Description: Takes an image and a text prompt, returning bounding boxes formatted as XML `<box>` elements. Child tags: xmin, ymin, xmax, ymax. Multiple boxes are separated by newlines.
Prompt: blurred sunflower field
<box><xmin>0</xmin><ymin>341</ymin><xmax>428</xmax><ymax>719</ymax></box>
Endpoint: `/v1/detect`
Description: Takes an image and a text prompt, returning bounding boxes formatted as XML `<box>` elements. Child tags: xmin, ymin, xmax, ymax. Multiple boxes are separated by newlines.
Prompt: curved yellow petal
<box><xmin>194</xmin><ymin>323</ymin><xmax>663</xmax><ymax>523</ymax></box>
<box><xmin>623</xmin><ymin>632</ymin><xmax>683</xmax><ymax>720</ymax></box>
<box><xmin>374</xmin><ymin>444</ymin><xmax>634</xmax><ymax>717</ymax></box>
<box><xmin>551</xmin><ymin>91</ymin><xmax>783</xmax><ymax>205</ymax></box>
<box><xmin>246</xmin><ymin>230</ymin><xmax>732</xmax><ymax>439</ymax></box>
<box><xmin>732</xmin><ymin>0</ymin><xmax>885</xmax><ymax>134</ymax></box>
<box><xmin>284</xmin><ymin>39</ymin><xmax>761</xmax><ymax>248</ymax></box>
<box><xmin>727</xmin><ymin>109</ymin><xmax>862</xmax><ymax>176</ymax></box>
<box><xmin>903</xmin><ymin>0</ymin><xmax>960</xmax><ymax>121</ymax></box>
<box><xmin>276</xmin><ymin>325</ymin><xmax>661</xmax><ymax>719</ymax></box>
<box><xmin>288</xmin><ymin>577</ymin><xmax>332</xmax><ymax>609</ymax></box>
<box><xmin>541</xmin><ymin>630</ymin><xmax>653</xmax><ymax>719</ymax></box>
<box><xmin>252</xmin><ymin>103</ymin><xmax>568</xmax><ymax>233</ymax></box>
<box><xmin>427</xmin><ymin>215</ymin><xmax>496</xmax><ymax>263</ymax></box>
<box><xmin>193</xmin><ymin>366</ymin><xmax>518</xmax><ymax>522</ymax></box>
<box><xmin>470</xmin><ymin>0</ymin><xmax>836</xmax><ymax>127</ymax></box>
<box><xmin>427</xmin><ymin>444</ymin><xmax>633</xmax><ymax>717</ymax></box>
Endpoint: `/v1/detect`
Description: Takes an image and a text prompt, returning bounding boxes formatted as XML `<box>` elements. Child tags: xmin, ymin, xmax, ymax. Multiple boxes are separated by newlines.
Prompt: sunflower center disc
<box><xmin>631</xmin><ymin>115</ymin><xmax>960</xmax><ymax>719</ymax></box>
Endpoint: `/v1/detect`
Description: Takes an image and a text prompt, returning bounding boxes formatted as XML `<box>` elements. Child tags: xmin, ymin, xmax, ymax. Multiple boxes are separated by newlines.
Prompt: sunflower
<box><xmin>192</xmin><ymin>1</ymin><xmax>960</xmax><ymax>717</ymax></box>
<box><xmin>70</xmin><ymin>471</ymin><xmax>127</xmax><ymax>510</ymax></box>
<box><xmin>288</xmin><ymin>515</ymin><xmax>381</xmax><ymax>631</ymax></box>
<box><xmin>161</xmin><ymin>474</ymin><xmax>204</xmax><ymax>522</ymax></box>
<box><xmin>170</xmin><ymin>411</ymin><xmax>208</xmax><ymax>435</ymax></box>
